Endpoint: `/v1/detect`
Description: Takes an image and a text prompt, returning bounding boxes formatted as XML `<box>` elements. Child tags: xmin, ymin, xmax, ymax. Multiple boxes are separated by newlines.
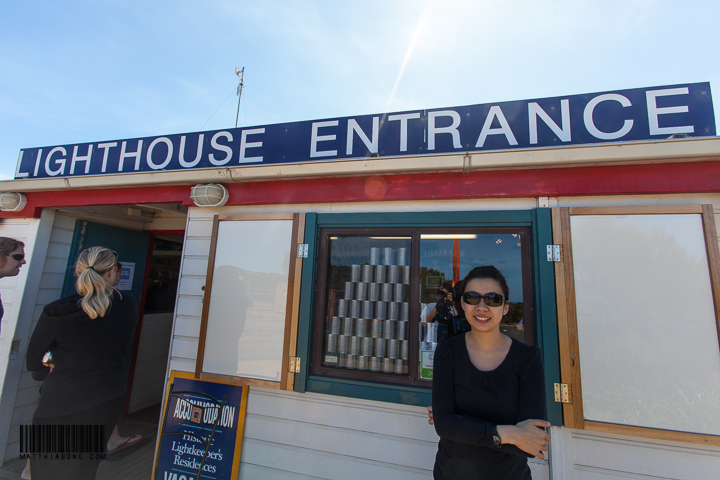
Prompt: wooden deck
<box><xmin>0</xmin><ymin>404</ymin><xmax>160</xmax><ymax>480</ymax></box>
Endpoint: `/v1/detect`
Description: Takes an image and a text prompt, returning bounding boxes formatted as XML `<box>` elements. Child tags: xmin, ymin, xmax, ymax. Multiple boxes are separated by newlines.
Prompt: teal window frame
<box><xmin>294</xmin><ymin>209</ymin><xmax>561</xmax><ymax>426</ymax></box>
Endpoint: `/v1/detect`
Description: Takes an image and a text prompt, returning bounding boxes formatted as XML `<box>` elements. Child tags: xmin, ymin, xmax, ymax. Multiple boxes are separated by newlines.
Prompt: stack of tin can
<box><xmin>325</xmin><ymin>246</ymin><xmax>410</xmax><ymax>374</ymax></box>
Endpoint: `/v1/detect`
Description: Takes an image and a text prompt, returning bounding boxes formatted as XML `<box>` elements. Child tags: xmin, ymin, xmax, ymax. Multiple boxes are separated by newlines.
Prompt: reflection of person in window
<box><xmin>431</xmin><ymin>266</ymin><xmax>549</xmax><ymax>479</ymax></box>
<box><xmin>210</xmin><ymin>266</ymin><xmax>249</xmax><ymax>374</ymax></box>
<box><xmin>423</xmin><ymin>283</ymin><xmax>457</xmax><ymax>341</ymax></box>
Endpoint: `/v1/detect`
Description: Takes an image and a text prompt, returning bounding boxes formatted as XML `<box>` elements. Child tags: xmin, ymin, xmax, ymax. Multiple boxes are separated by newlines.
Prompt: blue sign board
<box><xmin>152</xmin><ymin>371</ymin><xmax>249</xmax><ymax>480</ymax></box>
<box><xmin>15</xmin><ymin>82</ymin><xmax>715</xmax><ymax>179</ymax></box>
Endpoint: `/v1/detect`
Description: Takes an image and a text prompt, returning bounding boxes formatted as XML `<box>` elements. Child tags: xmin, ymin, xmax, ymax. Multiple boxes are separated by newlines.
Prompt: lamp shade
<box><xmin>0</xmin><ymin>192</ymin><xmax>27</xmax><ymax>212</ymax></box>
<box><xmin>190</xmin><ymin>184</ymin><xmax>229</xmax><ymax>207</ymax></box>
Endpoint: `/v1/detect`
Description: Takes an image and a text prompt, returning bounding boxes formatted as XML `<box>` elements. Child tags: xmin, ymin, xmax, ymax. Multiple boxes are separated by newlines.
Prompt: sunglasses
<box><xmin>7</xmin><ymin>253</ymin><xmax>24</xmax><ymax>261</ymax></box>
<box><xmin>462</xmin><ymin>291</ymin><xmax>506</xmax><ymax>307</ymax></box>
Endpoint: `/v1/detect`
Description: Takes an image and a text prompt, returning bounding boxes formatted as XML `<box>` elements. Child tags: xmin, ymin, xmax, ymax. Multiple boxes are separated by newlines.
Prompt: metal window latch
<box><xmin>547</xmin><ymin>245</ymin><xmax>561</xmax><ymax>262</ymax></box>
<box><xmin>554</xmin><ymin>383</ymin><xmax>572</xmax><ymax>404</ymax></box>
<box><xmin>298</xmin><ymin>244</ymin><xmax>309</xmax><ymax>258</ymax></box>
<box><xmin>289</xmin><ymin>357</ymin><xmax>301</xmax><ymax>373</ymax></box>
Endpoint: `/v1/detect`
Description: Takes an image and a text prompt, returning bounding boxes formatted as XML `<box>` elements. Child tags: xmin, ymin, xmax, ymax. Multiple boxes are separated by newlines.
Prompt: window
<box><xmin>310</xmin><ymin>226</ymin><xmax>533</xmax><ymax>387</ymax></box>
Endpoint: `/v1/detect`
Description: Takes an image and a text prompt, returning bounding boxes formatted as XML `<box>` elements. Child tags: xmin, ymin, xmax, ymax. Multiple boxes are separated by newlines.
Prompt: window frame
<box><xmin>294</xmin><ymin>209</ymin><xmax>561</xmax><ymax>422</ymax></box>
<box><xmin>552</xmin><ymin>204</ymin><xmax>720</xmax><ymax>446</ymax></box>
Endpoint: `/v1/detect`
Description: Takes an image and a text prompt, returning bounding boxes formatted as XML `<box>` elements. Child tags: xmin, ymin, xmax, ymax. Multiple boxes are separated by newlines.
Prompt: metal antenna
<box><xmin>235</xmin><ymin>66</ymin><xmax>245</xmax><ymax>128</ymax></box>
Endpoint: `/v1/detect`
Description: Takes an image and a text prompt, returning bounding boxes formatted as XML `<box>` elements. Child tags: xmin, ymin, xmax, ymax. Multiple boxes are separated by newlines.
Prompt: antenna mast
<box><xmin>235</xmin><ymin>66</ymin><xmax>245</xmax><ymax>128</ymax></box>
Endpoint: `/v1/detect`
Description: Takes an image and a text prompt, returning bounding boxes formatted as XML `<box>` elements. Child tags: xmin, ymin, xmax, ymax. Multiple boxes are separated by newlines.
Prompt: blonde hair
<box><xmin>75</xmin><ymin>246</ymin><xmax>119</xmax><ymax>319</ymax></box>
<box><xmin>0</xmin><ymin>237</ymin><xmax>24</xmax><ymax>256</ymax></box>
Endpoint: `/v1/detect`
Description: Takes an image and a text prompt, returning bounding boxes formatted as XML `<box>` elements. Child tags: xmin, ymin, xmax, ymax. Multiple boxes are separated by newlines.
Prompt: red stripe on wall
<box><xmin>3</xmin><ymin>160</ymin><xmax>720</xmax><ymax>218</ymax></box>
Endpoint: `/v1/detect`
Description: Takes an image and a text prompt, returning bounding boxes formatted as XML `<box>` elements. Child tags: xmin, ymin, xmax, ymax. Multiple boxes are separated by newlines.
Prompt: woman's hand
<box><xmin>427</xmin><ymin>406</ymin><xmax>434</xmax><ymax>425</ymax></box>
<box><xmin>497</xmin><ymin>420</ymin><xmax>551</xmax><ymax>459</ymax></box>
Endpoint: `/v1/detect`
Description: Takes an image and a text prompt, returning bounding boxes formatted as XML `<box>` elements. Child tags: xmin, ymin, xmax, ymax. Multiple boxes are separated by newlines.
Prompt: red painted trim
<box><xmin>2</xmin><ymin>160</ymin><xmax>720</xmax><ymax>217</ymax></box>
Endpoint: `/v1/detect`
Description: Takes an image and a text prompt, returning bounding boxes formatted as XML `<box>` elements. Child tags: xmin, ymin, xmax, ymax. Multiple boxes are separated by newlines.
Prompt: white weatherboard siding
<box><xmin>128</xmin><ymin>312</ymin><xmax>173</xmax><ymax>413</ymax></box>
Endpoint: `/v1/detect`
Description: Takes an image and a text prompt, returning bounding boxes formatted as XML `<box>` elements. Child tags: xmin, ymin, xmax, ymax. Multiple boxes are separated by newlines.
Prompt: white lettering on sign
<box><xmin>310</xmin><ymin>120</ymin><xmax>339</xmax><ymax>157</ymax></box>
<box><xmin>387</xmin><ymin>112</ymin><xmax>421</xmax><ymax>151</ymax></box>
<box><xmin>239</xmin><ymin>128</ymin><xmax>265</xmax><ymax>163</ymax></box>
<box><xmin>118</xmin><ymin>140</ymin><xmax>143</xmax><ymax>171</ymax></box>
<box><xmin>179</xmin><ymin>134</ymin><xmax>204</xmax><ymax>167</ymax></box>
<box><xmin>476</xmin><ymin>106</ymin><xmax>518</xmax><ymax>147</ymax></box>
<box><xmin>584</xmin><ymin>94</ymin><xmax>634</xmax><ymax>140</ymax></box>
<box><xmin>428</xmin><ymin>110</ymin><xmax>461</xmax><ymax>150</ymax></box>
<box><xmin>45</xmin><ymin>146</ymin><xmax>67</xmax><ymax>176</ymax></box>
<box><xmin>209</xmin><ymin>131</ymin><xmax>233</xmax><ymax>165</ymax></box>
<box><xmin>346</xmin><ymin>117</ymin><xmax>379</xmax><ymax>155</ymax></box>
<box><xmin>528</xmin><ymin>100</ymin><xmax>571</xmax><ymax>144</ymax></box>
<box><xmin>147</xmin><ymin>137</ymin><xmax>174</xmax><ymax>170</ymax></box>
<box><xmin>71</xmin><ymin>144</ymin><xmax>93</xmax><ymax>175</ymax></box>
<box><xmin>97</xmin><ymin>142</ymin><xmax>118</xmax><ymax>172</ymax></box>
<box><xmin>646</xmin><ymin>87</ymin><xmax>694</xmax><ymax>136</ymax></box>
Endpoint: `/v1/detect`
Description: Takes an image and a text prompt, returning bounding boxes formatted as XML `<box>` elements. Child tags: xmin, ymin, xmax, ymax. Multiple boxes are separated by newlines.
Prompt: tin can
<box><xmin>350</xmin><ymin>264</ymin><xmax>361</xmax><ymax>282</ymax></box>
<box><xmin>394</xmin><ymin>359</ymin><xmax>406</xmax><ymax>374</ymax></box>
<box><xmin>382</xmin><ymin>358</ymin><xmax>393</xmax><ymax>373</ymax></box>
<box><xmin>375</xmin><ymin>301</ymin><xmax>387</xmax><ymax>320</ymax></box>
<box><xmin>336</xmin><ymin>299</ymin><xmax>347</xmax><ymax>317</ymax></box>
<box><xmin>361</xmin><ymin>337</ymin><xmax>374</xmax><ymax>356</ymax></box>
<box><xmin>388</xmin><ymin>302</ymin><xmax>399</xmax><ymax>320</ymax></box>
<box><xmin>374</xmin><ymin>338</ymin><xmax>386</xmax><ymax>357</ymax></box>
<box><xmin>397</xmin><ymin>247</ymin><xmax>407</xmax><ymax>266</ymax></box>
<box><xmin>326</xmin><ymin>334</ymin><xmax>338</xmax><ymax>353</ymax></box>
<box><xmin>394</xmin><ymin>283</ymin><xmax>405</xmax><ymax>302</ymax></box>
<box><xmin>349</xmin><ymin>336</ymin><xmax>361</xmax><ymax>355</ymax></box>
<box><xmin>400</xmin><ymin>340</ymin><xmax>409</xmax><ymax>360</ymax></box>
<box><xmin>382</xmin><ymin>247</ymin><xmax>393</xmax><ymax>265</ymax></box>
<box><xmin>400</xmin><ymin>302</ymin><xmax>409</xmax><ymax>321</ymax></box>
<box><xmin>346</xmin><ymin>355</ymin><xmax>357</xmax><ymax>369</ymax></box>
<box><xmin>330</xmin><ymin>316</ymin><xmax>341</xmax><ymax>335</ymax></box>
<box><xmin>387</xmin><ymin>265</ymin><xmax>399</xmax><ymax>283</ymax></box>
<box><xmin>361</xmin><ymin>264</ymin><xmax>373</xmax><ymax>283</ymax></box>
<box><xmin>381</xmin><ymin>283</ymin><xmax>393</xmax><ymax>302</ymax></box>
<box><xmin>367</xmin><ymin>282</ymin><xmax>380</xmax><ymax>301</ymax></box>
<box><xmin>338</xmin><ymin>354</ymin><xmax>348</xmax><ymax>368</ymax></box>
<box><xmin>397</xmin><ymin>321</ymin><xmax>408</xmax><ymax>340</ymax></box>
<box><xmin>374</xmin><ymin>265</ymin><xmax>386</xmax><ymax>283</ymax></box>
<box><xmin>344</xmin><ymin>281</ymin><xmax>355</xmax><ymax>299</ymax></box>
<box><xmin>370</xmin><ymin>357</ymin><xmax>381</xmax><ymax>372</ymax></box>
<box><xmin>355</xmin><ymin>318</ymin><xmax>369</xmax><ymax>337</ymax></box>
<box><xmin>402</xmin><ymin>266</ymin><xmax>410</xmax><ymax>284</ymax></box>
<box><xmin>361</xmin><ymin>300</ymin><xmax>373</xmax><ymax>319</ymax></box>
<box><xmin>338</xmin><ymin>335</ymin><xmax>349</xmax><ymax>354</ymax></box>
<box><xmin>342</xmin><ymin>317</ymin><xmax>354</xmax><ymax>336</ymax></box>
<box><xmin>357</xmin><ymin>355</ymin><xmax>369</xmax><ymax>370</ymax></box>
<box><xmin>369</xmin><ymin>247</ymin><xmax>380</xmax><ymax>265</ymax></box>
<box><xmin>349</xmin><ymin>300</ymin><xmax>360</xmax><ymax>319</ymax></box>
<box><xmin>383</xmin><ymin>319</ymin><xmax>396</xmax><ymax>339</ymax></box>
<box><xmin>371</xmin><ymin>318</ymin><xmax>383</xmax><ymax>338</ymax></box>
<box><xmin>355</xmin><ymin>282</ymin><xmax>367</xmax><ymax>301</ymax></box>
<box><xmin>386</xmin><ymin>338</ymin><xmax>398</xmax><ymax>359</ymax></box>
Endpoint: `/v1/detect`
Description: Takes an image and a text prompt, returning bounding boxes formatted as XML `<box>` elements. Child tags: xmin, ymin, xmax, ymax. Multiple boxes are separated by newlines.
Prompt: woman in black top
<box><xmin>27</xmin><ymin>246</ymin><xmax>138</xmax><ymax>480</ymax></box>
<box><xmin>431</xmin><ymin>266</ymin><xmax>549</xmax><ymax>479</ymax></box>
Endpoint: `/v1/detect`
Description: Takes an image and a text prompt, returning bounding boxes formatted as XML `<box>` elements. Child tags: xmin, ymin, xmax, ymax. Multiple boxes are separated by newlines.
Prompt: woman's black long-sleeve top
<box><xmin>432</xmin><ymin>334</ymin><xmax>546</xmax><ymax>479</ymax></box>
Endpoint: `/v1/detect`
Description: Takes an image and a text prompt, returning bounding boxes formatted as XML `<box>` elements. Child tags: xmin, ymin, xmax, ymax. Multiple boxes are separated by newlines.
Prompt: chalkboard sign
<box><xmin>152</xmin><ymin>371</ymin><xmax>249</xmax><ymax>480</ymax></box>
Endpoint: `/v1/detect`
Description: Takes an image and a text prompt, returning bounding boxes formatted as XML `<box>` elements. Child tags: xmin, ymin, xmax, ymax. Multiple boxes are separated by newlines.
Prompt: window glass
<box><xmin>321</xmin><ymin>236</ymin><xmax>412</xmax><ymax>375</ymax></box>
<box><xmin>418</xmin><ymin>232</ymin><xmax>526</xmax><ymax>379</ymax></box>
<box><xmin>312</xmin><ymin>227</ymin><xmax>530</xmax><ymax>386</ymax></box>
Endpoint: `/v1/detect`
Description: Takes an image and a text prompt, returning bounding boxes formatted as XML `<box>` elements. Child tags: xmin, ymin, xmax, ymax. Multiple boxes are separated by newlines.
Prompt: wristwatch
<box><xmin>492</xmin><ymin>425</ymin><xmax>502</xmax><ymax>447</ymax></box>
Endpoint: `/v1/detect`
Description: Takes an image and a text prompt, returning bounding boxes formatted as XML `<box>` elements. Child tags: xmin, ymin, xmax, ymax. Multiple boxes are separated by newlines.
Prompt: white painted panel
<box><xmin>570</xmin><ymin>214</ymin><xmax>720</xmax><ymax>435</ymax></box>
<box><xmin>183</xmin><ymin>237</ymin><xmax>212</xmax><ymax>256</ymax></box>
<box><xmin>175</xmin><ymin>295</ymin><xmax>203</xmax><ymax>317</ymax></box>
<box><xmin>173</xmin><ymin>316</ymin><xmax>201</xmax><ymax>338</ymax></box>
<box><xmin>177</xmin><ymin>276</ymin><xmax>205</xmax><ymax>296</ymax></box>
<box><xmin>179</xmin><ymin>257</ymin><xmax>209</xmax><ymax>276</ymax></box>
<box><xmin>185</xmin><ymin>218</ymin><xmax>214</xmax><ymax>237</ymax></box>
<box><xmin>170</xmin><ymin>337</ymin><xmax>199</xmax><ymax>359</ymax></box>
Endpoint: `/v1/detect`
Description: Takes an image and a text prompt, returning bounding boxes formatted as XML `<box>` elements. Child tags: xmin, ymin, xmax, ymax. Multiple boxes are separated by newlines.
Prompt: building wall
<box><xmin>166</xmin><ymin>193</ymin><xmax>720</xmax><ymax>479</ymax></box>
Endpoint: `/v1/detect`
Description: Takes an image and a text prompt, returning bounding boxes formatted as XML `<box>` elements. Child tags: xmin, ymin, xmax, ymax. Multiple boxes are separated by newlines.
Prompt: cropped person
<box><xmin>431</xmin><ymin>265</ymin><xmax>549</xmax><ymax>479</ymax></box>
<box><xmin>0</xmin><ymin>237</ymin><xmax>26</xmax><ymax>325</ymax></box>
<box><xmin>26</xmin><ymin>247</ymin><xmax>138</xmax><ymax>480</ymax></box>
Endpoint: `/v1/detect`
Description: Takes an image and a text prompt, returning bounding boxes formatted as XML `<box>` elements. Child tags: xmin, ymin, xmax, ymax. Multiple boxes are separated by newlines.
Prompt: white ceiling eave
<box><xmin>1</xmin><ymin>136</ymin><xmax>719</xmax><ymax>192</ymax></box>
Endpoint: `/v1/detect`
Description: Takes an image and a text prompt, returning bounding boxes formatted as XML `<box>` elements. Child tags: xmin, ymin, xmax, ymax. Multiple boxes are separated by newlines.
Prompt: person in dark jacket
<box><xmin>26</xmin><ymin>246</ymin><xmax>138</xmax><ymax>480</ymax></box>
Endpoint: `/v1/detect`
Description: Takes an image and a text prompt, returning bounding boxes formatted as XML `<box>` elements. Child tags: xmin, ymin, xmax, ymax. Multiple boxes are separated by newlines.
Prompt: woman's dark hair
<box><xmin>459</xmin><ymin>265</ymin><xmax>509</xmax><ymax>299</ymax></box>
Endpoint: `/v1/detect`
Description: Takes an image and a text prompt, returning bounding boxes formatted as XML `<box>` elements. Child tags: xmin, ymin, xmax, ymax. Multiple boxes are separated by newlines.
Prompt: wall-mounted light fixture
<box><xmin>0</xmin><ymin>192</ymin><xmax>27</xmax><ymax>212</ymax></box>
<box><xmin>190</xmin><ymin>184</ymin><xmax>229</xmax><ymax>207</ymax></box>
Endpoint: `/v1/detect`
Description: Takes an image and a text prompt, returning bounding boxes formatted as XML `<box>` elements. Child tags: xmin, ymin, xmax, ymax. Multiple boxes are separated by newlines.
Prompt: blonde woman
<box><xmin>27</xmin><ymin>247</ymin><xmax>138</xmax><ymax>480</ymax></box>
<box><xmin>0</xmin><ymin>236</ymin><xmax>26</xmax><ymax>326</ymax></box>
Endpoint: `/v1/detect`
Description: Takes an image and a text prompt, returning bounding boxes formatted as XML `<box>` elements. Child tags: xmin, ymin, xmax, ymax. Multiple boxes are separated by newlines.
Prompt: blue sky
<box><xmin>1</xmin><ymin>0</ymin><xmax>719</xmax><ymax>180</ymax></box>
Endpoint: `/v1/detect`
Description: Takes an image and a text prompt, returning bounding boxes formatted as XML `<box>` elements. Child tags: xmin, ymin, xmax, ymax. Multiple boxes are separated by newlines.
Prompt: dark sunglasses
<box><xmin>462</xmin><ymin>291</ymin><xmax>505</xmax><ymax>307</ymax></box>
<box><xmin>7</xmin><ymin>253</ymin><xmax>24</xmax><ymax>261</ymax></box>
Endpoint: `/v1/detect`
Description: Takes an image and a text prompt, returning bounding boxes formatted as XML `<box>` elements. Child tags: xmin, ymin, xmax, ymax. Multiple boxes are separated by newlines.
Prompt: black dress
<box><xmin>432</xmin><ymin>334</ymin><xmax>546</xmax><ymax>479</ymax></box>
<box><xmin>26</xmin><ymin>291</ymin><xmax>138</xmax><ymax>480</ymax></box>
